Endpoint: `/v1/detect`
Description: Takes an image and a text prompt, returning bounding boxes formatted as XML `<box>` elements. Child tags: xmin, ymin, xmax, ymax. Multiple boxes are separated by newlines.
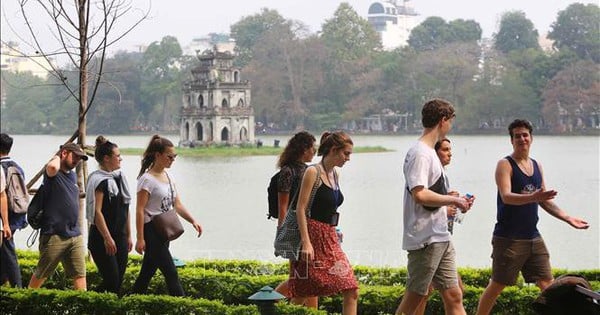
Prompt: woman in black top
<box><xmin>274</xmin><ymin>131</ymin><xmax>317</xmax><ymax>307</ymax></box>
<box><xmin>86</xmin><ymin>136</ymin><xmax>132</xmax><ymax>294</ymax></box>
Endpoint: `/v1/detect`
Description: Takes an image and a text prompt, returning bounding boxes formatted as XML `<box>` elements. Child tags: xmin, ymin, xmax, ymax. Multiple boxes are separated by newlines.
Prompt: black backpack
<box><xmin>267</xmin><ymin>171</ymin><xmax>280</xmax><ymax>219</ymax></box>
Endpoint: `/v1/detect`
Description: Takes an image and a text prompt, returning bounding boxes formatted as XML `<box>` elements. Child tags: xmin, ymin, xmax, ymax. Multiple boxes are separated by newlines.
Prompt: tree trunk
<box><xmin>77</xmin><ymin>0</ymin><xmax>89</xmax><ymax>243</ymax></box>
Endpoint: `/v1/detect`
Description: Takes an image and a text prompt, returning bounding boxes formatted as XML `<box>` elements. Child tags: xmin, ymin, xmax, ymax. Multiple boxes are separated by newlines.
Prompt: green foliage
<box><xmin>408</xmin><ymin>17</ymin><xmax>481</xmax><ymax>52</ymax></box>
<box><xmin>12</xmin><ymin>251</ymin><xmax>600</xmax><ymax>315</ymax></box>
<box><xmin>549</xmin><ymin>3</ymin><xmax>600</xmax><ymax>62</ymax></box>
<box><xmin>494</xmin><ymin>11</ymin><xmax>541</xmax><ymax>53</ymax></box>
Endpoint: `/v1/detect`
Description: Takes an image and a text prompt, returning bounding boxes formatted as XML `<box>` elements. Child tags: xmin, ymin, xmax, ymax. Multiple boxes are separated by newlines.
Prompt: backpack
<box><xmin>267</xmin><ymin>171</ymin><xmax>280</xmax><ymax>219</ymax></box>
<box><xmin>1</xmin><ymin>161</ymin><xmax>30</xmax><ymax>214</ymax></box>
<box><xmin>532</xmin><ymin>274</ymin><xmax>600</xmax><ymax>315</ymax></box>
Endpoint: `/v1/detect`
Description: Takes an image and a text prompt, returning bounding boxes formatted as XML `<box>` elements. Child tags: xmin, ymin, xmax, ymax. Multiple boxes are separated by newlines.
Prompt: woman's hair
<box><xmin>94</xmin><ymin>135</ymin><xmax>117</xmax><ymax>164</ymax></box>
<box><xmin>434</xmin><ymin>138</ymin><xmax>451</xmax><ymax>152</ymax></box>
<box><xmin>277</xmin><ymin>131</ymin><xmax>316</xmax><ymax>168</ymax></box>
<box><xmin>317</xmin><ymin>131</ymin><xmax>353</xmax><ymax>156</ymax></box>
<box><xmin>137</xmin><ymin>135</ymin><xmax>174</xmax><ymax>178</ymax></box>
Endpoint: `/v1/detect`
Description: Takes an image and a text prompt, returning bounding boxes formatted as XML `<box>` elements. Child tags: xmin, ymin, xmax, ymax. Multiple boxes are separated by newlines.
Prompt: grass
<box><xmin>120</xmin><ymin>145</ymin><xmax>391</xmax><ymax>157</ymax></box>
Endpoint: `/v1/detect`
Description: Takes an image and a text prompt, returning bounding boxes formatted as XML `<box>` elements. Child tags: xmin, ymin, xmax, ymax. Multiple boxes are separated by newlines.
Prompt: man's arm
<box><xmin>46</xmin><ymin>155</ymin><xmax>60</xmax><ymax>178</ymax></box>
<box><xmin>537</xmin><ymin>163</ymin><xmax>589</xmax><ymax>229</ymax></box>
<box><xmin>495</xmin><ymin>159</ymin><xmax>557</xmax><ymax>205</ymax></box>
<box><xmin>412</xmin><ymin>186</ymin><xmax>469</xmax><ymax>211</ymax></box>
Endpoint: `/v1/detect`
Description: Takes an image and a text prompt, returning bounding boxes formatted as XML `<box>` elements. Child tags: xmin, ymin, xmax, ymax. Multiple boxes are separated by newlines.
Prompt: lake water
<box><xmin>8</xmin><ymin>134</ymin><xmax>600</xmax><ymax>270</ymax></box>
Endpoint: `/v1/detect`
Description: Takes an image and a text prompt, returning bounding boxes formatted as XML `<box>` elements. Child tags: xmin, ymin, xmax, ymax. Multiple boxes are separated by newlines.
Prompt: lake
<box><xmin>7</xmin><ymin>134</ymin><xmax>600</xmax><ymax>270</ymax></box>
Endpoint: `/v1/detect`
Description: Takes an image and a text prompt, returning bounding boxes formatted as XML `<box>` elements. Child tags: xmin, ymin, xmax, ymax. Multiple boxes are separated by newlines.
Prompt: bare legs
<box><xmin>476</xmin><ymin>279</ymin><xmax>553</xmax><ymax>315</ymax></box>
<box><xmin>397</xmin><ymin>287</ymin><xmax>465</xmax><ymax>315</ymax></box>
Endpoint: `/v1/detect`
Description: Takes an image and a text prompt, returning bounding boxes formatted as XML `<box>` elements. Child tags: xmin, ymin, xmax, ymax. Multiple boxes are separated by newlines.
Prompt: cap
<box><xmin>60</xmin><ymin>143</ymin><xmax>88</xmax><ymax>160</ymax></box>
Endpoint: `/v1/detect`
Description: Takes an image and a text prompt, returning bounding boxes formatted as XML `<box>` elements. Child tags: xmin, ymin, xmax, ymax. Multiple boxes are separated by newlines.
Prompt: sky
<box><xmin>1</xmin><ymin>0</ymin><xmax>597</xmax><ymax>54</ymax></box>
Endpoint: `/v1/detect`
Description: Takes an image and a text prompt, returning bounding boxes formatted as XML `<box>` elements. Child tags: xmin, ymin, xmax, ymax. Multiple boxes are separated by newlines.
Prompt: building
<box><xmin>179</xmin><ymin>47</ymin><xmax>254</xmax><ymax>146</ymax></box>
<box><xmin>367</xmin><ymin>0</ymin><xmax>419</xmax><ymax>50</ymax></box>
<box><xmin>0</xmin><ymin>41</ymin><xmax>54</xmax><ymax>79</ymax></box>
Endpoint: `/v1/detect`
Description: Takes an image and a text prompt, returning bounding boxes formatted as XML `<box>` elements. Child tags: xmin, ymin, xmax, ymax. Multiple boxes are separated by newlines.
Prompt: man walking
<box><xmin>28</xmin><ymin>143</ymin><xmax>89</xmax><ymax>290</ymax></box>
<box><xmin>0</xmin><ymin>133</ymin><xmax>28</xmax><ymax>287</ymax></box>
<box><xmin>476</xmin><ymin>119</ymin><xmax>589</xmax><ymax>315</ymax></box>
<box><xmin>396</xmin><ymin>99</ymin><xmax>473</xmax><ymax>315</ymax></box>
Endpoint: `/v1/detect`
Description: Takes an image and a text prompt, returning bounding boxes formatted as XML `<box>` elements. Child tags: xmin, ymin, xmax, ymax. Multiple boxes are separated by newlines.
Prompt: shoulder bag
<box><xmin>152</xmin><ymin>173</ymin><xmax>184</xmax><ymax>241</ymax></box>
<box><xmin>274</xmin><ymin>165</ymin><xmax>321</xmax><ymax>260</ymax></box>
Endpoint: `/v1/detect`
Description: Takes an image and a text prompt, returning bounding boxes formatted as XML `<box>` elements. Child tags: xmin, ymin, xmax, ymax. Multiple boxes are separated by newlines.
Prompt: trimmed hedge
<box><xmin>12</xmin><ymin>250</ymin><xmax>600</xmax><ymax>315</ymax></box>
<box><xmin>0</xmin><ymin>287</ymin><xmax>326</xmax><ymax>315</ymax></box>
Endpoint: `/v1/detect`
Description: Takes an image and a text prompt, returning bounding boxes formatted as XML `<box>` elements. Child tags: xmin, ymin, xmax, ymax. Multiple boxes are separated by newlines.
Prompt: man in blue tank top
<box><xmin>476</xmin><ymin>119</ymin><xmax>590</xmax><ymax>315</ymax></box>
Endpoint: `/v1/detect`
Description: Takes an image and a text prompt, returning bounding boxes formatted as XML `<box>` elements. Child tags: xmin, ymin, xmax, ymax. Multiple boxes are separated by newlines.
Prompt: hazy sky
<box><xmin>1</xmin><ymin>0</ymin><xmax>596</xmax><ymax>53</ymax></box>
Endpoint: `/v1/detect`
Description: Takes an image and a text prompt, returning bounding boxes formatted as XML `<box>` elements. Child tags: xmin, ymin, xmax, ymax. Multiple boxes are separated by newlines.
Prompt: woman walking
<box><xmin>273</xmin><ymin>131</ymin><xmax>318</xmax><ymax>307</ymax></box>
<box><xmin>132</xmin><ymin>135</ymin><xmax>202</xmax><ymax>296</ymax></box>
<box><xmin>289</xmin><ymin>131</ymin><xmax>359</xmax><ymax>314</ymax></box>
<box><xmin>86</xmin><ymin>136</ymin><xmax>131</xmax><ymax>294</ymax></box>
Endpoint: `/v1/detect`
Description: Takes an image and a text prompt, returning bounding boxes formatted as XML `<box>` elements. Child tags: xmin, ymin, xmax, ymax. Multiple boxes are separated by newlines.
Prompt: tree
<box><xmin>408</xmin><ymin>17</ymin><xmax>481</xmax><ymax>51</ymax></box>
<box><xmin>541</xmin><ymin>60</ymin><xmax>600</xmax><ymax>131</ymax></box>
<box><xmin>140</xmin><ymin>36</ymin><xmax>183</xmax><ymax>130</ymax></box>
<box><xmin>230</xmin><ymin>8</ymin><xmax>288</xmax><ymax>67</ymax></box>
<box><xmin>494</xmin><ymin>11</ymin><xmax>541</xmax><ymax>53</ymax></box>
<box><xmin>548</xmin><ymin>3</ymin><xmax>600</xmax><ymax>62</ymax></box>
<box><xmin>319</xmin><ymin>2</ymin><xmax>381</xmax><ymax>126</ymax></box>
<box><xmin>3</xmin><ymin>0</ymin><xmax>148</xmax><ymax>228</ymax></box>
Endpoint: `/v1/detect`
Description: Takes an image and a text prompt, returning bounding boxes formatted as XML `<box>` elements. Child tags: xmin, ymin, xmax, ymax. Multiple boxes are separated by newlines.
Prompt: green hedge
<box><xmin>0</xmin><ymin>287</ymin><xmax>326</xmax><ymax>315</ymax></box>
<box><xmin>12</xmin><ymin>250</ymin><xmax>600</xmax><ymax>315</ymax></box>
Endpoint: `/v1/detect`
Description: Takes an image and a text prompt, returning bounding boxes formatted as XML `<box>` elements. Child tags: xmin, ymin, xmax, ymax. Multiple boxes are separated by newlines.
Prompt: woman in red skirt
<box><xmin>289</xmin><ymin>131</ymin><xmax>359</xmax><ymax>314</ymax></box>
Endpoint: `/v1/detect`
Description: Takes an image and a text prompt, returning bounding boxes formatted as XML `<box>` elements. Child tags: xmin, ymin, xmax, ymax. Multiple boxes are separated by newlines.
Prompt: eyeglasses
<box><xmin>166</xmin><ymin>154</ymin><xmax>178</xmax><ymax>160</ymax></box>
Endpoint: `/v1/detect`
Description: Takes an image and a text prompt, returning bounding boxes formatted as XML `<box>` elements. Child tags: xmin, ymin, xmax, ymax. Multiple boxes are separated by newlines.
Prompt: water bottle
<box><xmin>335</xmin><ymin>227</ymin><xmax>343</xmax><ymax>244</ymax></box>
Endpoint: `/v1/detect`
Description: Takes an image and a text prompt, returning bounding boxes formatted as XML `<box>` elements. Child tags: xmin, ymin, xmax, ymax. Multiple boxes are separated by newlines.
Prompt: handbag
<box><xmin>152</xmin><ymin>173</ymin><xmax>184</xmax><ymax>241</ymax></box>
<box><xmin>274</xmin><ymin>165</ymin><xmax>321</xmax><ymax>260</ymax></box>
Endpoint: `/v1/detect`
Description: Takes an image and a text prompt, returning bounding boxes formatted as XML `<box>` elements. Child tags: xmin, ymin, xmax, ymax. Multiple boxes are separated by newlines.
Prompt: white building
<box><xmin>367</xmin><ymin>0</ymin><xmax>419</xmax><ymax>50</ymax></box>
<box><xmin>1</xmin><ymin>41</ymin><xmax>54</xmax><ymax>79</ymax></box>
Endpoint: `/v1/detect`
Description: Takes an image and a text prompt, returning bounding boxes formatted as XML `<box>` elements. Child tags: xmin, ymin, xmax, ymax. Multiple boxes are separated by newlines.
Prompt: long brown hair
<box><xmin>137</xmin><ymin>135</ymin><xmax>174</xmax><ymax>178</ymax></box>
<box><xmin>277</xmin><ymin>131</ymin><xmax>316</xmax><ymax>168</ymax></box>
<box><xmin>317</xmin><ymin>131</ymin><xmax>353</xmax><ymax>156</ymax></box>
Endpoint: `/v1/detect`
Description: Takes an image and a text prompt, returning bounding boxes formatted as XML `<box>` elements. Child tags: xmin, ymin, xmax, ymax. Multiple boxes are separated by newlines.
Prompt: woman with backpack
<box><xmin>86</xmin><ymin>136</ymin><xmax>132</xmax><ymax>295</ymax></box>
<box><xmin>273</xmin><ymin>131</ymin><xmax>318</xmax><ymax>307</ymax></box>
<box><xmin>289</xmin><ymin>131</ymin><xmax>359</xmax><ymax>314</ymax></box>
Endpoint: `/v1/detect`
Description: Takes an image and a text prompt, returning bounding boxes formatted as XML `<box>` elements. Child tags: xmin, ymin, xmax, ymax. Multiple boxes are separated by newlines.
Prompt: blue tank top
<box><xmin>493</xmin><ymin>156</ymin><xmax>542</xmax><ymax>239</ymax></box>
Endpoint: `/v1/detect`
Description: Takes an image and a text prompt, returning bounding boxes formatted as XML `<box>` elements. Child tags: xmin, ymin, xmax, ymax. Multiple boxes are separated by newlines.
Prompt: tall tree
<box><xmin>230</xmin><ymin>8</ymin><xmax>288</xmax><ymax>68</ymax></box>
<box><xmin>541</xmin><ymin>60</ymin><xmax>600</xmax><ymax>131</ymax></box>
<box><xmin>494</xmin><ymin>11</ymin><xmax>540</xmax><ymax>53</ymax></box>
<box><xmin>548</xmin><ymin>3</ymin><xmax>600</xmax><ymax>62</ymax></box>
<box><xmin>320</xmin><ymin>2</ymin><xmax>381</xmax><ymax>125</ymax></box>
<box><xmin>140</xmin><ymin>36</ymin><xmax>183</xmax><ymax>130</ymax></box>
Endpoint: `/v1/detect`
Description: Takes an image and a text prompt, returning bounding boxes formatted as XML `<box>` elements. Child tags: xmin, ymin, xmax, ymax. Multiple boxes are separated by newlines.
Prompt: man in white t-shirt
<box><xmin>396</xmin><ymin>99</ymin><xmax>474</xmax><ymax>315</ymax></box>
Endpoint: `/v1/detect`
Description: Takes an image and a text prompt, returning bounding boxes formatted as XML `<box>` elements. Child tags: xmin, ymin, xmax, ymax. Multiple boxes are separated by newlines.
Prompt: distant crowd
<box><xmin>0</xmin><ymin>98</ymin><xmax>592</xmax><ymax>314</ymax></box>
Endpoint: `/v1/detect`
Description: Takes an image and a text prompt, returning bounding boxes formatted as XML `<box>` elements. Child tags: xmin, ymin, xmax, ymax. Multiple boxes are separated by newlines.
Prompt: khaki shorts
<box><xmin>35</xmin><ymin>234</ymin><xmax>86</xmax><ymax>279</ymax></box>
<box><xmin>491</xmin><ymin>236</ymin><xmax>552</xmax><ymax>285</ymax></box>
<box><xmin>406</xmin><ymin>241</ymin><xmax>458</xmax><ymax>295</ymax></box>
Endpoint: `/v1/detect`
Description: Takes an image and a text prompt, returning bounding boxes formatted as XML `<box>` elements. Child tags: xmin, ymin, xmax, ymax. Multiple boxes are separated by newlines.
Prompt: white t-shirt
<box><xmin>402</xmin><ymin>141</ymin><xmax>451</xmax><ymax>250</ymax></box>
<box><xmin>137</xmin><ymin>172</ymin><xmax>177</xmax><ymax>223</ymax></box>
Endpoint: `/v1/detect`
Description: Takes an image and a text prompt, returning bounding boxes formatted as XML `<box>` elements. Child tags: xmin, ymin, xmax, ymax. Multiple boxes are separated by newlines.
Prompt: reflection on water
<box><xmin>8</xmin><ymin>134</ymin><xmax>600</xmax><ymax>269</ymax></box>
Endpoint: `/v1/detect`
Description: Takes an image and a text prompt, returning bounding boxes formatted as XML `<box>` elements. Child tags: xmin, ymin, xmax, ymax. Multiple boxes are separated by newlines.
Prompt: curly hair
<box><xmin>277</xmin><ymin>131</ymin><xmax>316</xmax><ymax>168</ymax></box>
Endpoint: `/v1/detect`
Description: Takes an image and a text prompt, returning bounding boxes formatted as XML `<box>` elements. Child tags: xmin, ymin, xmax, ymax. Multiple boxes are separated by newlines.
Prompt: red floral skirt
<box><xmin>288</xmin><ymin>218</ymin><xmax>358</xmax><ymax>297</ymax></box>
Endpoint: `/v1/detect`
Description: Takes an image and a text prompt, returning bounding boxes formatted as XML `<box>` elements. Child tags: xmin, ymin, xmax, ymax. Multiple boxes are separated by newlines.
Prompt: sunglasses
<box><xmin>166</xmin><ymin>153</ymin><xmax>178</xmax><ymax>160</ymax></box>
